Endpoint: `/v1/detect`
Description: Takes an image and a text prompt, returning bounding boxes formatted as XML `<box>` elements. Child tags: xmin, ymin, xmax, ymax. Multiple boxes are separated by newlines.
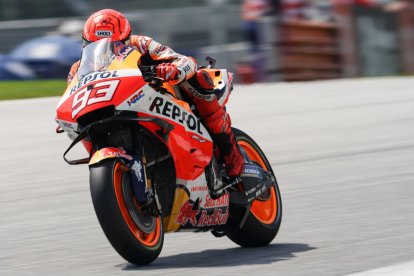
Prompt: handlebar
<box><xmin>139</xmin><ymin>65</ymin><xmax>165</xmax><ymax>87</ymax></box>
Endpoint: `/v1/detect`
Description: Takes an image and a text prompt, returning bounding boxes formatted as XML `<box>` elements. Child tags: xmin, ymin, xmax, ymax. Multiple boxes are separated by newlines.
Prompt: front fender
<box><xmin>89</xmin><ymin>147</ymin><xmax>133</xmax><ymax>166</ymax></box>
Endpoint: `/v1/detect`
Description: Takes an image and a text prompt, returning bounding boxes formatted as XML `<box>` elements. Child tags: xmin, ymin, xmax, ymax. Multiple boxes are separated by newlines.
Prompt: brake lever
<box><xmin>139</xmin><ymin>65</ymin><xmax>157</xmax><ymax>76</ymax></box>
<box><xmin>143</xmin><ymin>76</ymin><xmax>165</xmax><ymax>86</ymax></box>
<box><xmin>139</xmin><ymin>65</ymin><xmax>169</xmax><ymax>90</ymax></box>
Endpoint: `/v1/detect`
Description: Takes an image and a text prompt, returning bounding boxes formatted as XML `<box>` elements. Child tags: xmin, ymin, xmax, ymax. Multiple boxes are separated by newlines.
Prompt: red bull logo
<box><xmin>175</xmin><ymin>200</ymin><xmax>199</xmax><ymax>227</ymax></box>
<box><xmin>175</xmin><ymin>199</ymin><xmax>230</xmax><ymax>228</ymax></box>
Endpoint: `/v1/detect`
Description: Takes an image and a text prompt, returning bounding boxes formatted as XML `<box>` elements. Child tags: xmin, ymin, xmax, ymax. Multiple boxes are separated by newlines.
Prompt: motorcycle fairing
<box><xmin>55</xmin><ymin>119</ymin><xmax>79</xmax><ymax>140</ymax></box>
<box><xmin>56</xmin><ymin>69</ymin><xmax>145</xmax><ymax>123</ymax></box>
<box><xmin>57</xmin><ymin>45</ymin><xmax>142</xmax><ymax>116</ymax></box>
<box><xmin>115</xmin><ymin>86</ymin><xmax>214</xmax><ymax>181</ymax></box>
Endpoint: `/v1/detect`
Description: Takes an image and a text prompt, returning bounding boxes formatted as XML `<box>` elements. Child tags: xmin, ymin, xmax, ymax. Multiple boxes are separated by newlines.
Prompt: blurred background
<box><xmin>0</xmin><ymin>0</ymin><xmax>413</xmax><ymax>84</ymax></box>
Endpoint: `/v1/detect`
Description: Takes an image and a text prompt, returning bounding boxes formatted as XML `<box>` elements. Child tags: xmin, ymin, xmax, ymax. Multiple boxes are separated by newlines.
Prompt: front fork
<box><xmin>118</xmin><ymin>153</ymin><xmax>161</xmax><ymax>217</ymax></box>
<box><xmin>89</xmin><ymin>127</ymin><xmax>161</xmax><ymax>217</ymax></box>
<box><xmin>122</xmin><ymin>128</ymin><xmax>161</xmax><ymax>217</ymax></box>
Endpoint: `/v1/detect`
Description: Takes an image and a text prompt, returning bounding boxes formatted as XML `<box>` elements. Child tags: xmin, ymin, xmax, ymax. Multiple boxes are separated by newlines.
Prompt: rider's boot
<box><xmin>181</xmin><ymin>70</ymin><xmax>244</xmax><ymax>178</ymax></box>
<box><xmin>200</xmin><ymin>104</ymin><xmax>245</xmax><ymax>177</ymax></box>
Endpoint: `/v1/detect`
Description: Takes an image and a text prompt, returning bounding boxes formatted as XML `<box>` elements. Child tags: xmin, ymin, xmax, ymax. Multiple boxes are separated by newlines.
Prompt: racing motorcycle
<box><xmin>55</xmin><ymin>38</ymin><xmax>282</xmax><ymax>265</ymax></box>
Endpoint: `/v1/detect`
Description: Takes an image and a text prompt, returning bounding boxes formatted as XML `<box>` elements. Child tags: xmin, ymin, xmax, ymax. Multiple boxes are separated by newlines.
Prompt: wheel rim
<box><xmin>238</xmin><ymin>141</ymin><xmax>278</xmax><ymax>225</ymax></box>
<box><xmin>113</xmin><ymin>162</ymin><xmax>161</xmax><ymax>247</ymax></box>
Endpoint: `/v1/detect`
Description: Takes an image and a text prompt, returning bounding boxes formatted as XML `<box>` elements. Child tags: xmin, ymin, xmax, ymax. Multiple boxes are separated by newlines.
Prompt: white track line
<box><xmin>348</xmin><ymin>260</ymin><xmax>414</xmax><ymax>276</ymax></box>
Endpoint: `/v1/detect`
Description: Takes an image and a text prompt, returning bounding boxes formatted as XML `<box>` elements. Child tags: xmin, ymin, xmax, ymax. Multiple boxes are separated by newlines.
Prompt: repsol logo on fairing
<box><xmin>70</xmin><ymin>71</ymin><xmax>119</xmax><ymax>94</ymax></box>
<box><xmin>149</xmin><ymin>96</ymin><xmax>203</xmax><ymax>135</ymax></box>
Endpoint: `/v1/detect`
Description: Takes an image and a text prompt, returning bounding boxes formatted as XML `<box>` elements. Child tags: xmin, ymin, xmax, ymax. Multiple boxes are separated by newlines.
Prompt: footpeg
<box><xmin>209</xmin><ymin>177</ymin><xmax>241</xmax><ymax>199</ymax></box>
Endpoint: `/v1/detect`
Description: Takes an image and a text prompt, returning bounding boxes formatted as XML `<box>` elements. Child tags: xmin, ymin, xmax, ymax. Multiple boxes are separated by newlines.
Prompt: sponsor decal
<box><xmin>127</xmin><ymin>90</ymin><xmax>145</xmax><ymax>106</ymax></box>
<box><xmin>70</xmin><ymin>71</ymin><xmax>120</xmax><ymax>95</ymax></box>
<box><xmin>149</xmin><ymin>96</ymin><xmax>204</xmax><ymax>135</ymax></box>
<box><xmin>175</xmin><ymin>199</ymin><xmax>229</xmax><ymax>227</ymax></box>
<box><xmin>245</xmin><ymin>184</ymin><xmax>268</xmax><ymax>201</ymax></box>
<box><xmin>175</xmin><ymin>200</ymin><xmax>199</xmax><ymax>227</ymax></box>
<box><xmin>182</xmin><ymin>64</ymin><xmax>191</xmax><ymax>73</ymax></box>
<box><xmin>67</xmin><ymin>72</ymin><xmax>74</xmax><ymax>84</ymax></box>
<box><xmin>72</xmin><ymin>79</ymin><xmax>120</xmax><ymax>118</ymax></box>
<box><xmin>130</xmin><ymin>160</ymin><xmax>144</xmax><ymax>182</ymax></box>
<box><xmin>154</xmin><ymin>45</ymin><xmax>166</xmax><ymax>56</ymax></box>
<box><xmin>244</xmin><ymin>168</ymin><xmax>260</xmax><ymax>175</ymax></box>
<box><xmin>140</xmin><ymin>36</ymin><xmax>149</xmax><ymax>45</ymax></box>
<box><xmin>139</xmin><ymin>37</ymin><xmax>150</xmax><ymax>53</ymax></box>
<box><xmin>97</xmin><ymin>148</ymin><xmax>133</xmax><ymax>161</ymax></box>
<box><xmin>113</xmin><ymin>151</ymin><xmax>133</xmax><ymax>161</ymax></box>
<box><xmin>196</xmin><ymin>208</ymin><xmax>229</xmax><ymax>227</ymax></box>
<box><xmin>62</xmin><ymin>121</ymin><xmax>77</xmax><ymax>130</ymax></box>
<box><xmin>191</xmin><ymin>185</ymin><xmax>208</xmax><ymax>192</ymax></box>
<box><xmin>204</xmin><ymin>193</ymin><xmax>229</xmax><ymax>208</ymax></box>
<box><xmin>117</xmin><ymin>47</ymin><xmax>134</xmax><ymax>61</ymax></box>
<box><xmin>187</xmin><ymin>86</ymin><xmax>214</xmax><ymax>101</ymax></box>
<box><xmin>191</xmin><ymin>134</ymin><xmax>206</xmax><ymax>143</ymax></box>
<box><xmin>95</xmin><ymin>30</ymin><xmax>113</xmax><ymax>37</ymax></box>
<box><xmin>57</xmin><ymin>120</ymin><xmax>79</xmax><ymax>140</ymax></box>
<box><xmin>121</xmin><ymin>22</ymin><xmax>130</xmax><ymax>38</ymax></box>
<box><xmin>243</xmin><ymin>164</ymin><xmax>263</xmax><ymax>178</ymax></box>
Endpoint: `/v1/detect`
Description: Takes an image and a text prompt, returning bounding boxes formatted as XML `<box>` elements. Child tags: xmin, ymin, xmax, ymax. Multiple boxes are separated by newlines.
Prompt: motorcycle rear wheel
<box><xmin>90</xmin><ymin>159</ymin><xmax>163</xmax><ymax>265</ymax></box>
<box><xmin>226</xmin><ymin>128</ymin><xmax>282</xmax><ymax>247</ymax></box>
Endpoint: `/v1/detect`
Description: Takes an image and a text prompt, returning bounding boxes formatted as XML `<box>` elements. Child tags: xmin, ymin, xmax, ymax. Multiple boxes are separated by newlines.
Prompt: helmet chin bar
<box><xmin>82</xmin><ymin>36</ymin><xmax>91</xmax><ymax>48</ymax></box>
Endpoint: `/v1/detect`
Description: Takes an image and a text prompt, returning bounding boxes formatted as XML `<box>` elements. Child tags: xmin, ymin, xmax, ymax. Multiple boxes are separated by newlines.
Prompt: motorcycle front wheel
<box><xmin>90</xmin><ymin>159</ymin><xmax>163</xmax><ymax>265</ymax></box>
<box><xmin>227</xmin><ymin>128</ymin><xmax>282</xmax><ymax>247</ymax></box>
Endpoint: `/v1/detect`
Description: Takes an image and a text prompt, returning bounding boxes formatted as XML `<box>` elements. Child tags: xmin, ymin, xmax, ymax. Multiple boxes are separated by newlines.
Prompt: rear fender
<box><xmin>89</xmin><ymin>147</ymin><xmax>133</xmax><ymax>166</ymax></box>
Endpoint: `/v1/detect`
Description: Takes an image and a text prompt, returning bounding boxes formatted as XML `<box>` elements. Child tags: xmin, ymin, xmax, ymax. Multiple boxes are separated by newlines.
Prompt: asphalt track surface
<box><xmin>1</xmin><ymin>77</ymin><xmax>414</xmax><ymax>275</ymax></box>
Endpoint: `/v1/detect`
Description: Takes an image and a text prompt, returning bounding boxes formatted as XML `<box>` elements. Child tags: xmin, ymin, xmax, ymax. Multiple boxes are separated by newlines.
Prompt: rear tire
<box><xmin>90</xmin><ymin>159</ymin><xmax>163</xmax><ymax>265</ymax></box>
<box><xmin>226</xmin><ymin>128</ymin><xmax>282</xmax><ymax>247</ymax></box>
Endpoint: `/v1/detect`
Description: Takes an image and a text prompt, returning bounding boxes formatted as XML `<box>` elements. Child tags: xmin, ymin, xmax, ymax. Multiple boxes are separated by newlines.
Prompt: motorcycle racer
<box><xmin>67</xmin><ymin>9</ymin><xmax>244</xmax><ymax>179</ymax></box>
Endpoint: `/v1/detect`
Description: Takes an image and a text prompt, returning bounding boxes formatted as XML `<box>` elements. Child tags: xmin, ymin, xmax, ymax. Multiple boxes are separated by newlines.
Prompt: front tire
<box><xmin>226</xmin><ymin>128</ymin><xmax>282</xmax><ymax>247</ymax></box>
<box><xmin>89</xmin><ymin>159</ymin><xmax>163</xmax><ymax>265</ymax></box>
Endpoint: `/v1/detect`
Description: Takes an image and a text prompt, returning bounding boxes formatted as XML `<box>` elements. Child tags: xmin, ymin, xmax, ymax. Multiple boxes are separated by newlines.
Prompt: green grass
<box><xmin>0</xmin><ymin>80</ymin><xmax>66</xmax><ymax>100</ymax></box>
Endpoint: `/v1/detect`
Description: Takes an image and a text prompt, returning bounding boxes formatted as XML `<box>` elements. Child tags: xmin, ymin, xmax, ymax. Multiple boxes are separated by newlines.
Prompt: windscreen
<box><xmin>77</xmin><ymin>38</ymin><xmax>127</xmax><ymax>79</ymax></box>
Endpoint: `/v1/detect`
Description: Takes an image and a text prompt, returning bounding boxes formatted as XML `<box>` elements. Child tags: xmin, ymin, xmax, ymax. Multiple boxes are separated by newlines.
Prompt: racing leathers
<box><xmin>67</xmin><ymin>35</ymin><xmax>244</xmax><ymax>177</ymax></box>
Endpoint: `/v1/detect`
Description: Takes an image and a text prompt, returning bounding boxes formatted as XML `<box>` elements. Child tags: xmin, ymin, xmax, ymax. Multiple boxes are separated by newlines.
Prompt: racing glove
<box><xmin>156</xmin><ymin>63</ymin><xmax>180</xmax><ymax>83</ymax></box>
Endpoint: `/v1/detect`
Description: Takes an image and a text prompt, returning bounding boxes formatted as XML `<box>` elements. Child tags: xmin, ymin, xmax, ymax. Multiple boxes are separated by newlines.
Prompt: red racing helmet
<box><xmin>82</xmin><ymin>9</ymin><xmax>131</xmax><ymax>46</ymax></box>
